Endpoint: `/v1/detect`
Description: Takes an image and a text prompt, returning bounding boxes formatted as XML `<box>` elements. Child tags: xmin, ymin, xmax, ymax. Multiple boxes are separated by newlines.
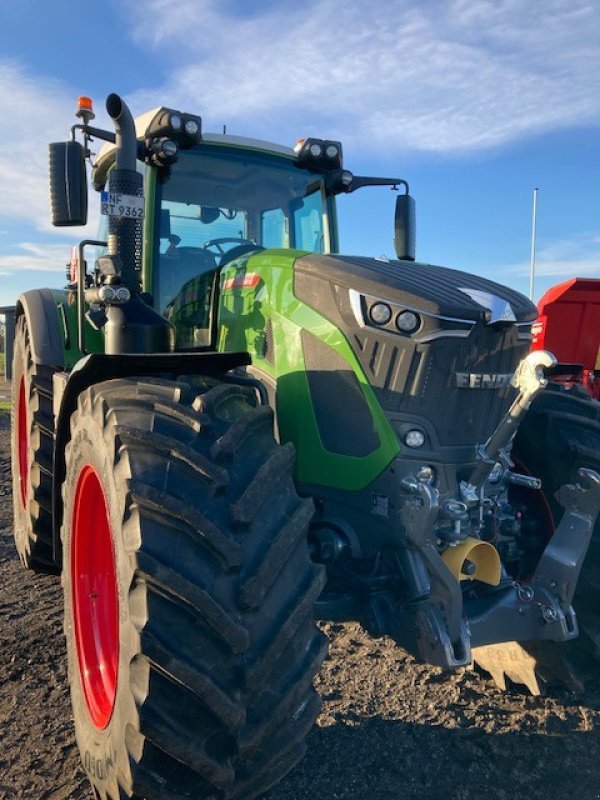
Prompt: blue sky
<box><xmin>0</xmin><ymin>0</ymin><xmax>598</xmax><ymax>309</ymax></box>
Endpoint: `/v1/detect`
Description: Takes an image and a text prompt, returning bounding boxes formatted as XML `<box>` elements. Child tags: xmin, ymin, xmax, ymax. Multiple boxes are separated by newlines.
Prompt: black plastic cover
<box><xmin>49</xmin><ymin>141</ymin><xmax>88</xmax><ymax>226</ymax></box>
<box><xmin>295</xmin><ymin>254</ymin><xmax>537</xmax><ymax>322</ymax></box>
<box><xmin>301</xmin><ymin>330</ymin><xmax>380</xmax><ymax>457</ymax></box>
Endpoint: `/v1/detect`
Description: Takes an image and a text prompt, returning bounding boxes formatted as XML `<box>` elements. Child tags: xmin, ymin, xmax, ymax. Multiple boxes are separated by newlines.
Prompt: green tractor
<box><xmin>11</xmin><ymin>93</ymin><xmax>600</xmax><ymax>799</ymax></box>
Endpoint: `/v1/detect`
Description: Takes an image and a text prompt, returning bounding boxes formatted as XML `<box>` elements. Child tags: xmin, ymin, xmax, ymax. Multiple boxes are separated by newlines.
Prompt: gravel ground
<box><xmin>1</xmin><ymin>408</ymin><xmax>600</xmax><ymax>800</ymax></box>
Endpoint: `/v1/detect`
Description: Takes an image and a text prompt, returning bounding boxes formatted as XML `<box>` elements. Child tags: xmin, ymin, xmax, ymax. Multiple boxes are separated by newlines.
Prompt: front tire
<box><xmin>62</xmin><ymin>376</ymin><xmax>327</xmax><ymax>800</ymax></box>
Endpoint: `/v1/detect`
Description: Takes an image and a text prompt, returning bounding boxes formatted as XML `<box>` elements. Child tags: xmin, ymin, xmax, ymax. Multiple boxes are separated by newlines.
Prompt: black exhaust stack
<box><xmin>102</xmin><ymin>94</ymin><xmax>174</xmax><ymax>354</ymax></box>
<box><xmin>105</xmin><ymin>93</ymin><xmax>142</xmax><ymax>292</ymax></box>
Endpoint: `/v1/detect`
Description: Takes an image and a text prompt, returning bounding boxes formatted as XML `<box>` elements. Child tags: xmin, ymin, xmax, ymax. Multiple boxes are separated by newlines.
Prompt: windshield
<box><xmin>155</xmin><ymin>147</ymin><xmax>329</xmax><ymax>344</ymax></box>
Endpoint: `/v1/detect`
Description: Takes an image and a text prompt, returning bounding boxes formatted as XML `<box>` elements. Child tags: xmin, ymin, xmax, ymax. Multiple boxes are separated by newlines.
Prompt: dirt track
<box><xmin>1</xmin><ymin>409</ymin><xmax>600</xmax><ymax>800</ymax></box>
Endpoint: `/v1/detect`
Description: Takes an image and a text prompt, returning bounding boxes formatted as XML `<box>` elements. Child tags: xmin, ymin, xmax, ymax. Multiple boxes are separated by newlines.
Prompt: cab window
<box><xmin>155</xmin><ymin>146</ymin><xmax>330</xmax><ymax>349</ymax></box>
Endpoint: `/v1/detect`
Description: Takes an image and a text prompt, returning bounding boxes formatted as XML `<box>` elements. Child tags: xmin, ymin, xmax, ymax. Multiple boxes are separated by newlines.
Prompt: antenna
<box><xmin>529</xmin><ymin>187</ymin><xmax>539</xmax><ymax>301</ymax></box>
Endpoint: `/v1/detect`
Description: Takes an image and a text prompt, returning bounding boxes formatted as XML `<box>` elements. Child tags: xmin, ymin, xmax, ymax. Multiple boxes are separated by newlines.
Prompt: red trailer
<box><xmin>532</xmin><ymin>277</ymin><xmax>600</xmax><ymax>399</ymax></box>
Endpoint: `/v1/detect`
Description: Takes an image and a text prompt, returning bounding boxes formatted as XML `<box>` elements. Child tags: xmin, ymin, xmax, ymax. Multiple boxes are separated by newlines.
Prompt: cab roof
<box><xmin>93</xmin><ymin>106</ymin><xmax>296</xmax><ymax>188</ymax></box>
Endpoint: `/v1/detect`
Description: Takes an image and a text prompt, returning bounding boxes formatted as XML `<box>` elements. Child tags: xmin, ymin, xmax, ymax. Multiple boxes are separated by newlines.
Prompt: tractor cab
<box><xmin>149</xmin><ymin>141</ymin><xmax>338</xmax><ymax>347</ymax></box>
<box><xmin>73</xmin><ymin>101</ymin><xmax>414</xmax><ymax>351</ymax></box>
<box><xmin>91</xmin><ymin>112</ymin><xmax>343</xmax><ymax>348</ymax></box>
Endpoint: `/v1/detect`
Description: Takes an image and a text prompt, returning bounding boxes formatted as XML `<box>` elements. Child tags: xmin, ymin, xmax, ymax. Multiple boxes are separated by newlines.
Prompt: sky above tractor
<box><xmin>0</xmin><ymin>0</ymin><xmax>598</xmax><ymax>308</ymax></box>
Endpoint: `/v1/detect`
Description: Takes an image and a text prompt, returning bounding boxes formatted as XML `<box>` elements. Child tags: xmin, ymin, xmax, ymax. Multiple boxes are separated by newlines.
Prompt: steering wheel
<box><xmin>202</xmin><ymin>237</ymin><xmax>265</xmax><ymax>267</ymax></box>
<box><xmin>202</xmin><ymin>237</ymin><xmax>256</xmax><ymax>256</ymax></box>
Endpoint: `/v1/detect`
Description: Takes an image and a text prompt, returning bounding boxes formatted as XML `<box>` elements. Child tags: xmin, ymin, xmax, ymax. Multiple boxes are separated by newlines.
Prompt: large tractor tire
<box><xmin>11</xmin><ymin>313</ymin><xmax>57</xmax><ymax>571</ymax></box>
<box><xmin>476</xmin><ymin>383</ymin><xmax>600</xmax><ymax>693</ymax></box>
<box><xmin>61</xmin><ymin>376</ymin><xmax>327</xmax><ymax>800</ymax></box>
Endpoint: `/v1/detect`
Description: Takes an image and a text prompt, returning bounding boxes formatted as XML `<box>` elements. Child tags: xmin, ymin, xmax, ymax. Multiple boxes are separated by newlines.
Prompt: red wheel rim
<box><xmin>71</xmin><ymin>465</ymin><xmax>119</xmax><ymax>729</ymax></box>
<box><xmin>17</xmin><ymin>376</ymin><xmax>29</xmax><ymax>509</ymax></box>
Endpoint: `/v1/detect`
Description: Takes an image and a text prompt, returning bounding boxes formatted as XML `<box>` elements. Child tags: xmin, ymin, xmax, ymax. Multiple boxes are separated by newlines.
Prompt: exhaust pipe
<box><xmin>104</xmin><ymin>93</ymin><xmax>142</xmax><ymax>292</ymax></box>
<box><xmin>102</xmin><ymin>93</ymin><xmax>175</xmax><ymax>355</ymax></box>
<box><xmin>106</xmin><ymin>93</ymin><xmax>137</xmax><ymax>171</ymax></box>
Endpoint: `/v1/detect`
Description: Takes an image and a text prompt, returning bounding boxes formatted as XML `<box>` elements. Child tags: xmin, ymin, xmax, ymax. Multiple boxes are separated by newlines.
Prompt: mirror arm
<box><xmin>70</xmin><ymin>123</ymin><xmax>116</xmax><ymax>145</ymax></box>
<box><xmin>70</xmin><ymin>124</ymin><xmax>146</xmax><ymax>163</ymax></box>
<box><xmin>348</xmin><ymin>176</ymin><xmax>410</xmax><ymax>194</ymax></box>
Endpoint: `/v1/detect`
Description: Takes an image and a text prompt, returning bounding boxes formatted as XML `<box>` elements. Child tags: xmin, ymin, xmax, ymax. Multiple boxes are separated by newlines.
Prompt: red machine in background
<box><xmin>532</xmin><ymin>277</ymin><xmax>600</xmax><ymax>400</ymax></box>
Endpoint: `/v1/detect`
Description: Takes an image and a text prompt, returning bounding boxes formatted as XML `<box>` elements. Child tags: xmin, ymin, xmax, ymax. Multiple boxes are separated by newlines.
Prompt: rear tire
<box><xmin>510</xmin><ymin>382</ymin><xmax>600</xmax><ymax>690</ymax></box>
<box><xmin>11</xmin><ymin>314</ymin><xmax>57</xmax><ymax>571</ymax></box>
<box><xmin>61</xmin><ymin>376</ymin><xmax>327</xmax><ymax>800</ymax></box>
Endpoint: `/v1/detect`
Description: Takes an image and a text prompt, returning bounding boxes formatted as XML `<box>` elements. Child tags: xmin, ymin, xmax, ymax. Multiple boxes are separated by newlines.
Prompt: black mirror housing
<box><xmin>394</xmin><ymin>193</ymin><xmax>416</xmax><ymax>261</ymax></box>
<box><xmin>49</xmin><ymin>141</ymin><xmax>88</xmax><ymax>226</ymax></box>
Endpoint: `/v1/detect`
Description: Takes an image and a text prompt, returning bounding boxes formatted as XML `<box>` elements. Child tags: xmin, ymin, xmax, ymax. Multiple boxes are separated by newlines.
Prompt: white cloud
<box><xmin>0</xmin><ymin>241</ymin><xmax>75</xmax><ymax>274</ymax></box>
<box><xmin>506</xmin><ymin>234</ymin><xmax>600</xmax><ymax>278</ymax></box>
<box><xmin>123</xmin><ymin>0</ymin><xmax>600</xmax><ymax>153</ymax></box>
<box><xmin>0</xmin><ymin>61</ymin><xmax>105</xmax><ymax>234</ymax></box>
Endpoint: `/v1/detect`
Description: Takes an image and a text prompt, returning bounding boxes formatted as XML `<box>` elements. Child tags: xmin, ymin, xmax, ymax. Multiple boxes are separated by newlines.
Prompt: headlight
<box><xmin>170</xmin><ymin>114</ymin><xmax>182</xmax><ymax>131</ymax></box>
<box><xmin>405</xmin><ymin>429</ymin><xmax>426</xmax><ymax>448</ymax></box>
<box><xmin>184</xmin><ymin>119</ymin><xmax>199</xmax><ymax>135</ymax></box>
<box><xmin>396</xmin><ymin>310</ymin><xmax>420</xmax><ymax>333</ymax></box>
<box><xmin>147</xmin><ymin>137</ymin><xmax>179</xmax><ymax>167</ymax></box>
<box><xmin>369</xmin><ymin>302</ymin><xmax>392</xmax><ymax>325</ymax></box>
<box><xmin>295</xmin><ymin>138</ymin><xmax>343</xmax><ymax>169</ymax></box>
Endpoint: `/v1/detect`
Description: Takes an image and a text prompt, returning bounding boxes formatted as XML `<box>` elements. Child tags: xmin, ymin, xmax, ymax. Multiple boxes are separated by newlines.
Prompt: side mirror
<box><xmin>49</xmin><ymin>141</ymin><xmax>88</xmax><ymax>226</ymax></box>
<box><xmin>394</xmin><ymin>193</ymin><xmax>416</xmax><ymax>261</ymax></box>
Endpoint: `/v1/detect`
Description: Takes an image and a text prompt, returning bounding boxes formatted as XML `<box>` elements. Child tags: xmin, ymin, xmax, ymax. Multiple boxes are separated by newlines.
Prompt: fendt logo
<box><xmin>456</xmin><ymin>372</ymin><xmax>513</xmax><ymax>389</ymax></box>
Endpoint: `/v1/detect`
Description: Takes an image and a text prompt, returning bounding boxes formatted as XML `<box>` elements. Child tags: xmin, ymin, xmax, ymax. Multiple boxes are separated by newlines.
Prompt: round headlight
<box><xmin>325</xmin><ymin>144</ymin><xmax>339</xmax><ymax>158</ymax></box>
<box><xmin>309</xmin><ymin>142</ymin><xmax>323</xmax><ymax>158</ymax></box>
<box><xmin>405</xmin><ymin>429</ymin><xmax>426</xmax><ymax>448</ymax></box>
<box><xmin>98</xmin><ymin>285</ymin><xmax>115</xmax><ymax>303</ymax></box>
<box><xmin>396</xmin><ymin>310</ymin><xmax>420</xmax><ymax>333</ymax></box>
<box><xmin>161</xmin><ymin>139</ymin><xmax>178</xmax><ymax>157</ymax></box>
<box><xmin>170</xmin><ymin>114</ymin><xmax>182</xmax><ymax>131</ymax></box>
<box><xmin>341</xmin><ymin>170</ymin><xmax>354</xmax><ymax>186</ymax></box>
<box><xmin>115</xmin><ymin>286</ymin><xmax>131</xmax><ymax>303</ymax></box>
<box><xmin>184</xmin><ymin>119</ymin><xmax>199</xmax><ymax>135</ymax></box>
<box><xmin>369</xmin><ymin>302</ymin><xmax>392</xmax><ymax>325</ymax></box>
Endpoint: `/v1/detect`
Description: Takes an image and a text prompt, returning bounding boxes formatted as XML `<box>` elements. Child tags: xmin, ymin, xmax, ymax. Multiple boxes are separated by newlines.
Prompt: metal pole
<box><xmin>529</xmin><ymin>187</ymin><xmax>539</xmax><ymax>300</ymax></box>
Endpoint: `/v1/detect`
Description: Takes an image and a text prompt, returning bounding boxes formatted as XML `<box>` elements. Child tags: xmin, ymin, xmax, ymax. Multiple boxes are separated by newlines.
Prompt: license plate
<box><xmin>100</xmin><ymin>192</ymin><xmax>145</xmax><ymax>219</ymax></box>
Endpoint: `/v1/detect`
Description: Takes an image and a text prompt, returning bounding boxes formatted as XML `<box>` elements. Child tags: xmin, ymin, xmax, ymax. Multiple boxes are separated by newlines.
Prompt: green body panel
<box><xmin>48</xmin><ymin>288</ymin><xmax>104</xmax><ymax>369</ymax></box>
<box><xmin>217</xmin><ymin>250</ymin><xmax>400</xmax><ymax>491</ymax></box>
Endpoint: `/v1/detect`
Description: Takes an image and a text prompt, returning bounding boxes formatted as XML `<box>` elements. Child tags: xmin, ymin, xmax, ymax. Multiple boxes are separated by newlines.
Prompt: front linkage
<box><xmin>359</xmin><ymin>351</ymin><xmax>600</xmax><ymax>669</ymax></box>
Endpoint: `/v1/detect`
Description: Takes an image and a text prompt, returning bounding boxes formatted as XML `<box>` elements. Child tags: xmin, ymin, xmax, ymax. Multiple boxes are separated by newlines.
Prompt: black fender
<box><xmin>51</xmin><ymin>351</ymin><xmax>253</xmax><ymax>563</ymax></box>
<box><xmin>16</xmin><ymin>289</ymin><xmax>66</xmax><ymax>367</ymax></box>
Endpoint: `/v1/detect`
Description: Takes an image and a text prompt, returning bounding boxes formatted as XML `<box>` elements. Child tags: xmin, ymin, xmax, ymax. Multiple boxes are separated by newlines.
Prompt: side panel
<box><xmin>217</xmin><ymin>250</ymin><xmax>400</xmax><ymax>491</ymax></box>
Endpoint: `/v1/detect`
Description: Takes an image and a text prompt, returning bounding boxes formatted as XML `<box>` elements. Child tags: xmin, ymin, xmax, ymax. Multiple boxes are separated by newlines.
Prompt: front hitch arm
<box><xmin>469</xmin><ymin>468</ymin><xmax>600</xmax><ymax>648</ymax></box>
<box><xmin>471</xmin><ymin>350</ymin><xmax>557</xmax><ymax>486</ymax></box>
<box><xmin>533</xmin><ymin>468</ymin><xmax>600</xmax><ymax>610</ymax></box>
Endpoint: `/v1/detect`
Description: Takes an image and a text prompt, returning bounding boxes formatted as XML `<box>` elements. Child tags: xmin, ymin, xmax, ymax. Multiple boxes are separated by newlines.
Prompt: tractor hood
<box><xmin>292</xmin><ymin>252</ymin><xmax>538</xmax><ymax>452</ymax></box>
<box><xmin>294</xmin><ymin>254</ymin><xmax>537</xmax><ymax>324</ymax></box>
